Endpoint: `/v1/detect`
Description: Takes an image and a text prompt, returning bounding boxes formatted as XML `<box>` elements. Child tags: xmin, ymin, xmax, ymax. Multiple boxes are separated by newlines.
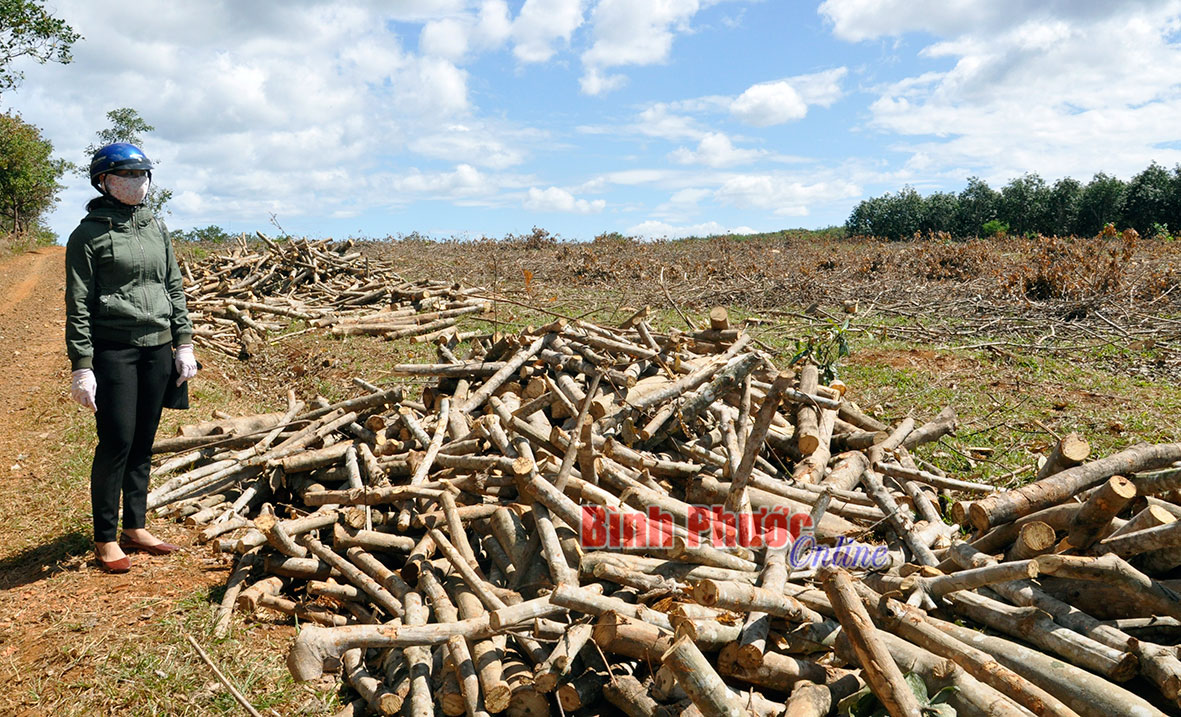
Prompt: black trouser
<box><xmin>91</xmin><ymin>339</ymin><xmax>172</xmax><ymax>542</ymax></box>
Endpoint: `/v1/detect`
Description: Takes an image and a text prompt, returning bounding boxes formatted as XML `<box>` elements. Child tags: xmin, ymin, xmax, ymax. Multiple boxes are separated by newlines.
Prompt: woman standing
<box><xmin>64</xmin><ymin>142</ymin><xmax>198</xmax><ymax>573</ymax></box>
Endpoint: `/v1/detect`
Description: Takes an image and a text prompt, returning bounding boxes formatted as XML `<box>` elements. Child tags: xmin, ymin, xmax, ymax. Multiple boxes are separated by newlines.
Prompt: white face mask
<box><xmin>104</xmin><ymin>174</ymin><xmax>150</xmax><ymax>206</ymax></box>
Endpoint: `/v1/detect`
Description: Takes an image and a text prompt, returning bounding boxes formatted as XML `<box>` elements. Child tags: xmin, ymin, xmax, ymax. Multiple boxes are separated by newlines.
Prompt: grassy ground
<box><xmin>5</xmin><ymin>232</ymin><xmax>1181</xmax><ymax>713</ymax></box>
<box><xmin>0</xmin><ymin>346</ymin><xmax>345</xmax><ymax>715</ymax></box>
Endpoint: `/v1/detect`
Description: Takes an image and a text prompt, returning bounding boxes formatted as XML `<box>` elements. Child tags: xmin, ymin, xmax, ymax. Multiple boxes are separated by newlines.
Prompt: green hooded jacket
<box><xmin>65</xmin><ymin>197</ymin><xmax>193</xmax><ymax>370</ymax></box>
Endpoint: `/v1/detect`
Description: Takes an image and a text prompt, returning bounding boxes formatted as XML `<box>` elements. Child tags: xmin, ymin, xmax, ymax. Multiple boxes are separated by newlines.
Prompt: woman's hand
<box><xmin>175</xmin><ymin>344</ymin><xmax>198</xmax><ymax>386</ymax></box>
<box><xmin>71</xmin><ymin>369</ymin><xmax>97</xmax><ymax>412</ymax></box>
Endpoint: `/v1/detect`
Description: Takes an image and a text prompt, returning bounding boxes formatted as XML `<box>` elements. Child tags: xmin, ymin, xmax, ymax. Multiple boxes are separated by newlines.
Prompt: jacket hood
<box><xmin>85</xmin><ymin>194</ymin><xmax>143</xmax><ymax>216</ymax></box>
<box><xmin>84</xmin><ymin>195</ymin><xmax>149</xmax><ymax>225</ymax></box>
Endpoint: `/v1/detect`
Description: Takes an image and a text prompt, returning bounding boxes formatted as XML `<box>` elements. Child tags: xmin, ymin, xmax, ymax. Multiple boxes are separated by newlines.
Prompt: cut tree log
<box><xmin>1036</xmin><ymin>433</ymin><xmax>1091</xmax><ymax>481</ymax></box>
<box><xmin>851</xmin><ymin>580</ymin><xmax>1082</xmax><ymax>717</ymax></box>
<box><xmin>661</xmin><ymin>636</ymin><xmax>746</xmax><ymax>717</ymax></box>
<box><xmin>1005</xmin><ymin>521</ymin><xmax>1057</xmax><ymax>561</ymax></box>
<box><xmin>150</xmin><ymin>274</ymin><xmax>1181</xmax><ymax>715</ymax></box>
<box><xmin>819</xmin><ymin>565</ymin><xmax>923</xmax><ymax>717</ymax></box>
<box><xmin>968</xmin><ymin>443</ymin><xmax>1181</xmax><ymax>533</ymax></box>
<box><xmin>533</xmin><ymin>623</ymin><xmax>592</xmax><ymax>693</ymax></box>
<box><xmin>1063</xmin><ymin>475</ymin><xmax>1136</xmax><ymax>550</ymax></box>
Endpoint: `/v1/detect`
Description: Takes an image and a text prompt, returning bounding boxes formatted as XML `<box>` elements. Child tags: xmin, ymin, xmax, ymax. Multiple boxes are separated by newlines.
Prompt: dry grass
<box><xmin>345</xmin><ymin>230</ymin><xmax>1181</xmax><ymax>314</ymax></box>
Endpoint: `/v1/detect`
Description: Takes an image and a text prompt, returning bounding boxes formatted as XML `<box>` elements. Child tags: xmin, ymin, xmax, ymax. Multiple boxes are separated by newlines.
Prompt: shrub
<box><xmin>982</xmin><ymin>219</ymin><xmax>1009</xmax><ymax>237</ymax></box>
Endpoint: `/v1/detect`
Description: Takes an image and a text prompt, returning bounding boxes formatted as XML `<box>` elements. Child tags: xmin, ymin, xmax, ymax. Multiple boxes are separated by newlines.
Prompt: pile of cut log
<box><xmin>150</xmin><ymin>310</ymin><xmax>1181</xmax><ymax>717</ymax></box>
<box><xmin>182</xmin><ymin>234</ymin><xmax>490</xmax><ymax>357</ymax></box>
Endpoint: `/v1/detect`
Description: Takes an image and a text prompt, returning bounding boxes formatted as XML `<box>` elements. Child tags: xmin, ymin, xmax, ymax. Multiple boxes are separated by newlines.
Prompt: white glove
<box><xmin>175</xmin><ymin>344</ymin><xmax>198</xmax><ymax>386</ymax></box>
<box><xmin>71</xmin><ymin>368</ymin><xmax>97</xmax><ymax>412</ymax></box>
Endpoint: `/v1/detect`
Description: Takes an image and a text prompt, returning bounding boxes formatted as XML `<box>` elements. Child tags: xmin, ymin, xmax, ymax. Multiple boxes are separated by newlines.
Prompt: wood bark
<box><xmin>603</xmin><ymin>674</ymin><xmax>670</xmax><ymax>717</ymax></box>
<box><xmin>783</xmin><ymin>674</ymin><xmax>867</xmax><ymax>717</ymax></box>
<box><xmin>1036</xmin><ymin>433</ymin><xmax>1091</xmax><ymax>481</ymax></box>
<box><xmin>819</xmin><ymin>566</ymin><xmax>923</xmax><ymax>717</ymax></box>
<box><xmin>834</xmin><ymin>629</ymin><xmax>1034</xmax><ymax>717</ymax></box>
<box><xmin>660</xmin><ymin>636</ymin><xmax>745</xmax><ymax>717</ymax></box>
<box><xmin>968</xmin><ymin>443</ymin><xmax>1181</xmax><ymax>533</ymax></box>
<box><xmin>1064</xmin><ymin>475</ymin><xmax>1136</xmax><ymax>550</ymax></box>
<box><xmin>852</xmin><ymin>580</ymin><xmax>1082</xmax><ymax>717</ymax></box>
<box><xmin>533</xmin><ymin>623</ymin><xmax>592</xmax><ymax>693</ymax></box>
<box><xmin>931</xmin><ymin>615</ymin><xmax>1167</xmax><ymax>717</ymax></box>
<box><xmin>795</xmin><ymin>364</ymin><xmax>821</xmax><ymax>455</ymax></box>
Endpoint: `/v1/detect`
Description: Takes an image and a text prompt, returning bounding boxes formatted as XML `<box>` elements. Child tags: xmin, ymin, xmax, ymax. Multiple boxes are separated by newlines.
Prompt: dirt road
<box><xmin>0</xmin><ymin>245</ymin><xmax>68</xmax><ymax>469</ymax></box>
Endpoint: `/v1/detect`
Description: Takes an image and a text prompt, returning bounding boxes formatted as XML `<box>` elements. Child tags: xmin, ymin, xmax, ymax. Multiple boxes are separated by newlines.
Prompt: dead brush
<box><xmin>1005</xmin><ymin>234</ymin><xmax>1135</xmax><ymax>303</ymax></box>
<box><xmin>1138</xmin><ymin>263</ymin><xmax>1181</xmax><ymax>304</ymax></box>
<box><xmin>915</xmin><ymin>238</ymin><xmax>994</xmax><ymax>281</ymax></box>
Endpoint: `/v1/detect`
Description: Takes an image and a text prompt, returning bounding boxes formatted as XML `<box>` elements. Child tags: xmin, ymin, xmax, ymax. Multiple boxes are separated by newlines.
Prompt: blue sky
<box><xmin>6</xmin><ymin>0</ymin><xmax>1181</xmax><ymax>241</ymax></box>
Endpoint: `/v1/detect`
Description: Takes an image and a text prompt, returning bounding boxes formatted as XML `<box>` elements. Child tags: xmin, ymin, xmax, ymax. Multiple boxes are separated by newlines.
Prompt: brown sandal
<box><xmin>94</xmin><ymin>546</ymin><xmax>131</xmax><ymax>573</ymax></box>
<box><xmin>119</xmin><ymin>534</ymin><xmax>180</xmax><ymax>555</ymax></box>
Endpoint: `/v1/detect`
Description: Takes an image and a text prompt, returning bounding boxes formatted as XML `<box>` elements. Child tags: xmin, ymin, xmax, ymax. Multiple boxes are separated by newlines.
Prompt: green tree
<box><xmin>882</xmin><ymin>186</ymin><xmax>925</xmax><ymax>240</ymax></box>
<box><xmin>0</xmin><ymin>0</ymin><xmax>80</xmax><ymax>95</ymax></box>
<box><xmin>1122</xmin><ymin>162</ymin><xmax>1174</xmax><ymax>237</ymax></box>
<box><xmin>920</xmin><ymin>191</ymin><xmax>959</xmax><ymax>235</ymax></box>
<box><xmin>954</xmin><ymin>177</ymin><xmax>998</xmax><ymax>237</ymax></box>
<box><xmin>997</xmin><ymin>173</ymin><xmax>1051</xmax><ymax>236</ymax></box>
<box><xmin>1045</xmin><ymin>177</ymin><xmax>1081</xmax><ymax>236</ymax></box>
<box><xmin>1169</xmin><ymin>165</ymin><xmax>1181</xmax><ymax>237</ymax></box>
<box><xmin>845</xmin><ymin>196</ymin><xmax>880</xmax><ymax>237</ymax></box>
<box><xmin>1073</xmin><ymin>172</ymin><xmax>1126</xmax><ymax>236</ymax></box>
<box><xmin>84</xmin><ymin>107</ymin><xmax>172</xmax><ymax>215</ymax></box>
<box><xmin>173</xmin><ymin>225</ymin><xmax>232</xmax><ymax>242</ymax></box>
<box><xmin>848</xmin><ymin>188</ymin><xmax>959</xmax><ymax>240</ymax></box>
<box><xmin>0</xmin><ymin>111</ymin><xmax>70</xmax><ymax>234</ymax></box>
<box><xmin>85</xmin><ymin>107</ymin><xmax>155</xmax><ymax>152</ymax></box>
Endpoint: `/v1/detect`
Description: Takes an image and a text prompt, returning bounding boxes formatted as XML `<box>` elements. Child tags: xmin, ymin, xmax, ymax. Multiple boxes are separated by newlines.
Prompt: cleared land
<box><xmin>0</xmin><ymin>231</ymin><xmax>1178</xmax><ymax>714</ymax></box>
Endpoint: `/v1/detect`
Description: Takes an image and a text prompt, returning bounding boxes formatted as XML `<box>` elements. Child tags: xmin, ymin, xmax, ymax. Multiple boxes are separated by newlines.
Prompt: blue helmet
<box><xmin>90</xmin><ymin>142</ymin><xmax>153</xmax><ymax>190</ymax></box>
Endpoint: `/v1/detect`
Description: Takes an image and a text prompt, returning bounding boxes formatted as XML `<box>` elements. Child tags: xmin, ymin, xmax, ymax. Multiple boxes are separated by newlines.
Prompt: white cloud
<box><xmin>577</xmin><ymin>163</ymin><xmax>864</xmax><ymax>222</ymax></box>
<box><xmin>3</xmin><ymin>0</ymin><xmax>571</xmax><ymax>238</ymax></box>
<box><xmin>580</xmin><ymin>68</ymin><xmax>628</xmax><ymax>95</ymax></box>
<box><xmin>419</xmin><ymin>1</ymin><xmax>514</xmax><ymax>60</ymax></box>
<box><xmin>524</xmin><ymin>186</ymin><xmax>606</xmax><ymax>213</ymax></box>
<box><xmin>611</xmin><ymin>68</ymin><xmax>845</xmax><ymax>151</ymax></box>
<box><xmin>626</xmin><ymin>220</ymin><xmax>757</xmax><ymax>239</ymax></box>
<box><xmin>730</xmin><ymin>82</ymin><xmax>807</xmax><ymax>126</ymax></box>
<box><xmin>420</xmin><ymin>18</ymin><xmax>471</xmax><ymax>60</ymax></box>
<box><xmin>513</xmin><ymin>0</ymin><xmax>585</xmax><ymax>63</ymax></box>
<box><xmin>819</xmin><ymin>0</ymin><xmax>1144</xmax><ymax>42</ymax></box>
<box><xmin>389</xmin><ymin>164</ymin><xmax>494</xmax><ymax>197</ymax></box>
<box><xmin>713</xmin><ymin>175</ymin><xmax>862</xmax><ymax>215</ymax></box>
<box><xmin>580</xmin><ymin>0</ymin><xmax>702</xmax><ymax>94</ymax></box>
<box><xmin>670</xmin><ymin>132</ymin><xmax>764</xmax><ymax>167</ymax></box>
<box><xmin>476</xmin><ymin>0</ymin><xmax>514</xmax><ymax>46</ymax></box>
<box><xmin>393</xmin><ymin>58</ymin><xmax>471</xmax><ymax>116</ymax></box>
<box><xmin>649</xmin><ymin>187</ymin><xmax>711</xmax><ymax>219</ymax></box>
<box><xmin>408</xmin><ymin>123</ymin><xmax>532</xmax><ymax>169</ymax></box>
<box><xmin>835</xmin><ymin>1</ymin><xmax>1181</xmax><ymax>180</ymax></box>
<box><xmin>632</xmin><ymin>104</ymin><xmax>707</xmax><ymax>141</ymax></box>
<box><xmin>669</xmin><ymin>187</ymin><xmax>711</xmax><ymax>205</ymax></box>
<box><xmin>582</xmin><ymin>169</ymin><xmax>681</xmax><ymax>189</ymax></box>
<box><xmin>788</xmin><ymin>67</ymin><xmax>848</xmax><ymax>108</ymax></box>
<box><xmin>730</xmin><ymin>68</ymin><xmax>847</xmax><ymax>126</ymax></box>
<box><xmin>666</xmin><ymin>95</ymin><xmax>733</xmax><ymax>114</ymax></box>
<box><xmin>582</xmin><ymin>0</ymin><xmax>699</xmax><ymax>67</ymax></box>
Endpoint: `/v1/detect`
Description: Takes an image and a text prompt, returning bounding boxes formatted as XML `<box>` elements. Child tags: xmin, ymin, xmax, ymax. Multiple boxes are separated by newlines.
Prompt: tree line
<box><xmin>0</xmin><ymin>0</ymin><xmax>78</xmax><ymax>241</ymax></box>
<box><xmin>846</xmin><ymin>164</ymin><xmax>1181</xmax><ymax>241</ymax></box>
